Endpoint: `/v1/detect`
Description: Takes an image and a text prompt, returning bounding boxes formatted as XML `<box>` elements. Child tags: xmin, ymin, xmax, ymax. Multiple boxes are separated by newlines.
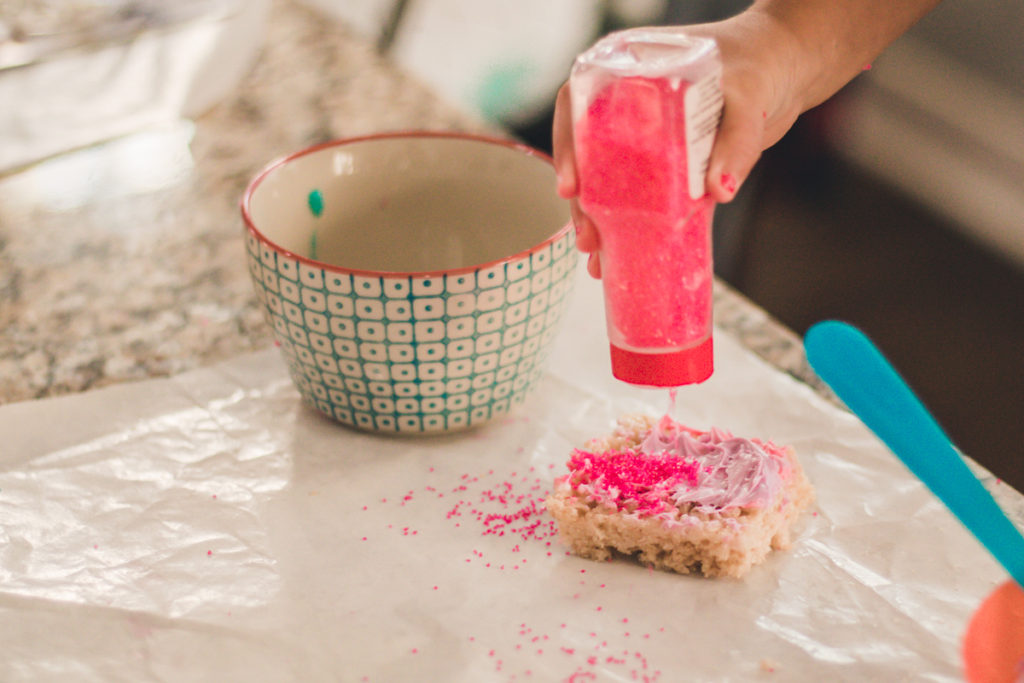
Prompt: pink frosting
<box><xmin>565</xmin><ymin>417</ymin><xmax>790</xmax><ymax>514</ymax></box>
<box><xmin>641</xmin><ymin>416</ymin><xmax>788</xmax><ymax>509</ymax></box>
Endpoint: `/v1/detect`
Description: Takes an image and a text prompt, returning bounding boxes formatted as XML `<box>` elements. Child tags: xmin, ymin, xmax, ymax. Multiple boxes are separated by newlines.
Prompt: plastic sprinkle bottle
<box><xmin>571</xmin><ymin>30</ymin><xmax>723</xmax><ymax>387</ymax></box>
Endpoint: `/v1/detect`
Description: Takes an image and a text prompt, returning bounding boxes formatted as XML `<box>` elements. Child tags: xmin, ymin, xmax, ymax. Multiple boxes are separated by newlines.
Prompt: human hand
<box><xmin>552</xmin><ymin>12</ymin><xmax>805</xmax><ymax>278</ymax></box>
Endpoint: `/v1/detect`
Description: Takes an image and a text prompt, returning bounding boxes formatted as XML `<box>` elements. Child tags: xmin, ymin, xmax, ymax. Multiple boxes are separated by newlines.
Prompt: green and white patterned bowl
<box><xmin>241</xmin><ymin>132</ymin><xmax>577</xmax><ymax>434</ymax></box>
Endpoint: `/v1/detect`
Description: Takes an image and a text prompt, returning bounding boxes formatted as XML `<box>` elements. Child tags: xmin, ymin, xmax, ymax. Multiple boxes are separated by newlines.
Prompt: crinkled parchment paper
<box><xmin>0</xmin><ymin>264</ymin><xmax>1006</xmax><ymax>681</ymax></box>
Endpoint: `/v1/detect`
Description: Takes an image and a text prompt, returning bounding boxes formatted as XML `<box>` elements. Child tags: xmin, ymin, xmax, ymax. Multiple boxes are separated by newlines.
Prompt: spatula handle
<box><xmin>805</xmin><ymin>321</ymin><xmax>1024</xmax><ymax>588</ymax></box>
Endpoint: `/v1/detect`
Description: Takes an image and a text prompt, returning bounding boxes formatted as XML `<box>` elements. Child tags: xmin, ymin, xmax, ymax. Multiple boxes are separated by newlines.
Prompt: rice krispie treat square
<box><xmin>546</xmin><ymin>414</ymin><xmax>814</xmax><ymax>578</ymax></box>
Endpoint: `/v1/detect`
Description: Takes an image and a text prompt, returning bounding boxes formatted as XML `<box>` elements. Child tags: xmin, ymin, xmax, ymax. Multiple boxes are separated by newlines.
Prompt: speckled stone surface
<box><xmin>0</xmin><ymin>0</ymin><xmax>488</xmax><ymax>403</ymax></box>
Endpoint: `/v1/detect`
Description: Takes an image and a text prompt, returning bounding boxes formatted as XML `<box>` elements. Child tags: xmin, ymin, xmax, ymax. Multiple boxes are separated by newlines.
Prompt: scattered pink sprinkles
<box><xmin>353</xmin><ymin>460</ymin><xmax>668</xmax><ymax>681</ymax></box>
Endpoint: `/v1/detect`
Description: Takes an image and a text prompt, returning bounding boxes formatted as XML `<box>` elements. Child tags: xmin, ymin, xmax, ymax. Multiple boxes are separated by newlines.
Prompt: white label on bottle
<box><xmin>683</xmin><ymin>63</ymin><xmax>724</xmax><ymax>200</ymax></box>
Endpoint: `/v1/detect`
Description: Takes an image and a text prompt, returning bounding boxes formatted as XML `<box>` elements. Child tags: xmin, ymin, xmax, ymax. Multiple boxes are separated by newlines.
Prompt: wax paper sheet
<box><xmin>0</xmin><ymin>264</ymin><xmax>1007</xmax><ymax>682</ymax></box>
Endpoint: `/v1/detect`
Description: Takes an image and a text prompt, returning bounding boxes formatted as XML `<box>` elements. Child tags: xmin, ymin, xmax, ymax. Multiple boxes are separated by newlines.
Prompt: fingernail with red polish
<box><xmin>720</xmin><ymin>173</ymin><xmax>738</xmax><ymax>196</ymax></box>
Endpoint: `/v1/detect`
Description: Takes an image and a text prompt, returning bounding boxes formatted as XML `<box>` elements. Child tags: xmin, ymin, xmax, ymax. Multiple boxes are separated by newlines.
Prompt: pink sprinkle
<box><xmin>207</xmin><ymin>550</ymin><xmax>212</xmax><ymax>556</ymax></box>
<box><xmin>411</xmin><ymin>648</ymin><xmax>418</xmax><ymax>655</ymax></box>
<box><xmin>563</xmin><ymin>449</ymin><xmax>699</xmax><ymax>516</ymax></box>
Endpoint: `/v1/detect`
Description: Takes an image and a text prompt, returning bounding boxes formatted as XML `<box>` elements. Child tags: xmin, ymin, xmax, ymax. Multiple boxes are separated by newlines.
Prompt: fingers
<box><xmin>555</xmin><ymin>82</ymin><xmax>603</xmax><ymax>279</ymax></box>
<box><xmin>552</xmin><ymin>83</ymin><xmax>578</xmax><ymax>199</ymax></box>
<box><xmin>570</xmin><ymin>201</ymin><xmax>599</xmax><ymax>251</ymax></box>
<box><xmin>570</xmin><ymin>199</ymin><xmax>602</xmax><ymax>279</ymax></box>
<box><xmin>705</xmin><ymin>94</ymin><xmax>766</xmax><ymax>203</ymax></box>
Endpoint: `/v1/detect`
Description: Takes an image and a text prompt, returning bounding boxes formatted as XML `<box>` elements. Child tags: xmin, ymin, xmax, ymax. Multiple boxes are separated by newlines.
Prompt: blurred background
<box><xmin>3</xmin><ymin>0</ymin><xmax>1022</xmax><ymax>489</ymax></box>
<box><xmin>302</xmin><ymin>0</ymin><xmax>1024</xmax><ymax>489</ymax></box>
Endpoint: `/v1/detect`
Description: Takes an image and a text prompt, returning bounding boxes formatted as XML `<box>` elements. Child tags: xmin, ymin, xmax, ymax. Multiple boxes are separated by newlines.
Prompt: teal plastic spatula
<box><xmin>804</xmin><ymin>320</ymin><xmax>1024</xmax><ymax>589</ymax></box>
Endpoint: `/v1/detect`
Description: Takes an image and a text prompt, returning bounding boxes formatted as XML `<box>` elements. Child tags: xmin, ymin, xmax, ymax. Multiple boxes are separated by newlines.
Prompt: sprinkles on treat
<box><xmin>561</xmin><ymin>418</ymin><xmax>790</xmax><ymax>515</ymax></box>
<box><xmin>563</xmin><ymin>449</ymin><xmax>700</xmax><ymax>515</ymax></box>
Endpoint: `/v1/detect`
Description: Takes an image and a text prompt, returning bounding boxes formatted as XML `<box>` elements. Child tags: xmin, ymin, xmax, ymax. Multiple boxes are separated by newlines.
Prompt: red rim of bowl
<box><xmin>240</xmin><ymin>131</ymin><xmax>574</xmax><ymax>278</ymax></box>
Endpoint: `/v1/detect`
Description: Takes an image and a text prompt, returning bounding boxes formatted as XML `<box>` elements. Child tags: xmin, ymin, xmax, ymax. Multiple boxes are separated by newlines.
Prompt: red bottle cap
<box><xmin>609</xmin><ymin>336</ymin><xmax>713</xmax><ymax>387</ymax></box>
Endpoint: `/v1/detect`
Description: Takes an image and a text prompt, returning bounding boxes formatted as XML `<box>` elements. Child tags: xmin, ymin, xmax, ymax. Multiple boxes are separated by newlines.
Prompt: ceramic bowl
<box><xmin>241</xmin><ymin>132</ymin><xmax>577</xmax><ymax>434</ymax></box>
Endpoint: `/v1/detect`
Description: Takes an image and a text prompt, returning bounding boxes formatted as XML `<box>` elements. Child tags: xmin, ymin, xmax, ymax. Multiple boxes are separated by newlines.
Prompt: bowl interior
<box><xmin>246</xmin><ymin>135</ymin><xmax>569</xmax><ymax>273</ymax></box>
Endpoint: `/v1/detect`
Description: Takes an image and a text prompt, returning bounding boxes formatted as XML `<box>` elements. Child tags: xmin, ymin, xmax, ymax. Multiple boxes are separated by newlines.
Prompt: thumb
<box><xmin>705</xmin><ymin>100</ymin><xmax>765</xmax><ymax>202</ymax></box>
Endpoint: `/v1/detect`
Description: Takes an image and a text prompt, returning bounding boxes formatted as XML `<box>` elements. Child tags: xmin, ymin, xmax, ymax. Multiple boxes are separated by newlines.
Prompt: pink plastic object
<box><xmin>570</xmin><ymin>31</ymin><xmax>722</xmax><ymax>387</ymax></box>
<box><xmin>963</xmin><ymin>580</ymin><xmax>1024</xmax><ymax>682</ymax></box>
